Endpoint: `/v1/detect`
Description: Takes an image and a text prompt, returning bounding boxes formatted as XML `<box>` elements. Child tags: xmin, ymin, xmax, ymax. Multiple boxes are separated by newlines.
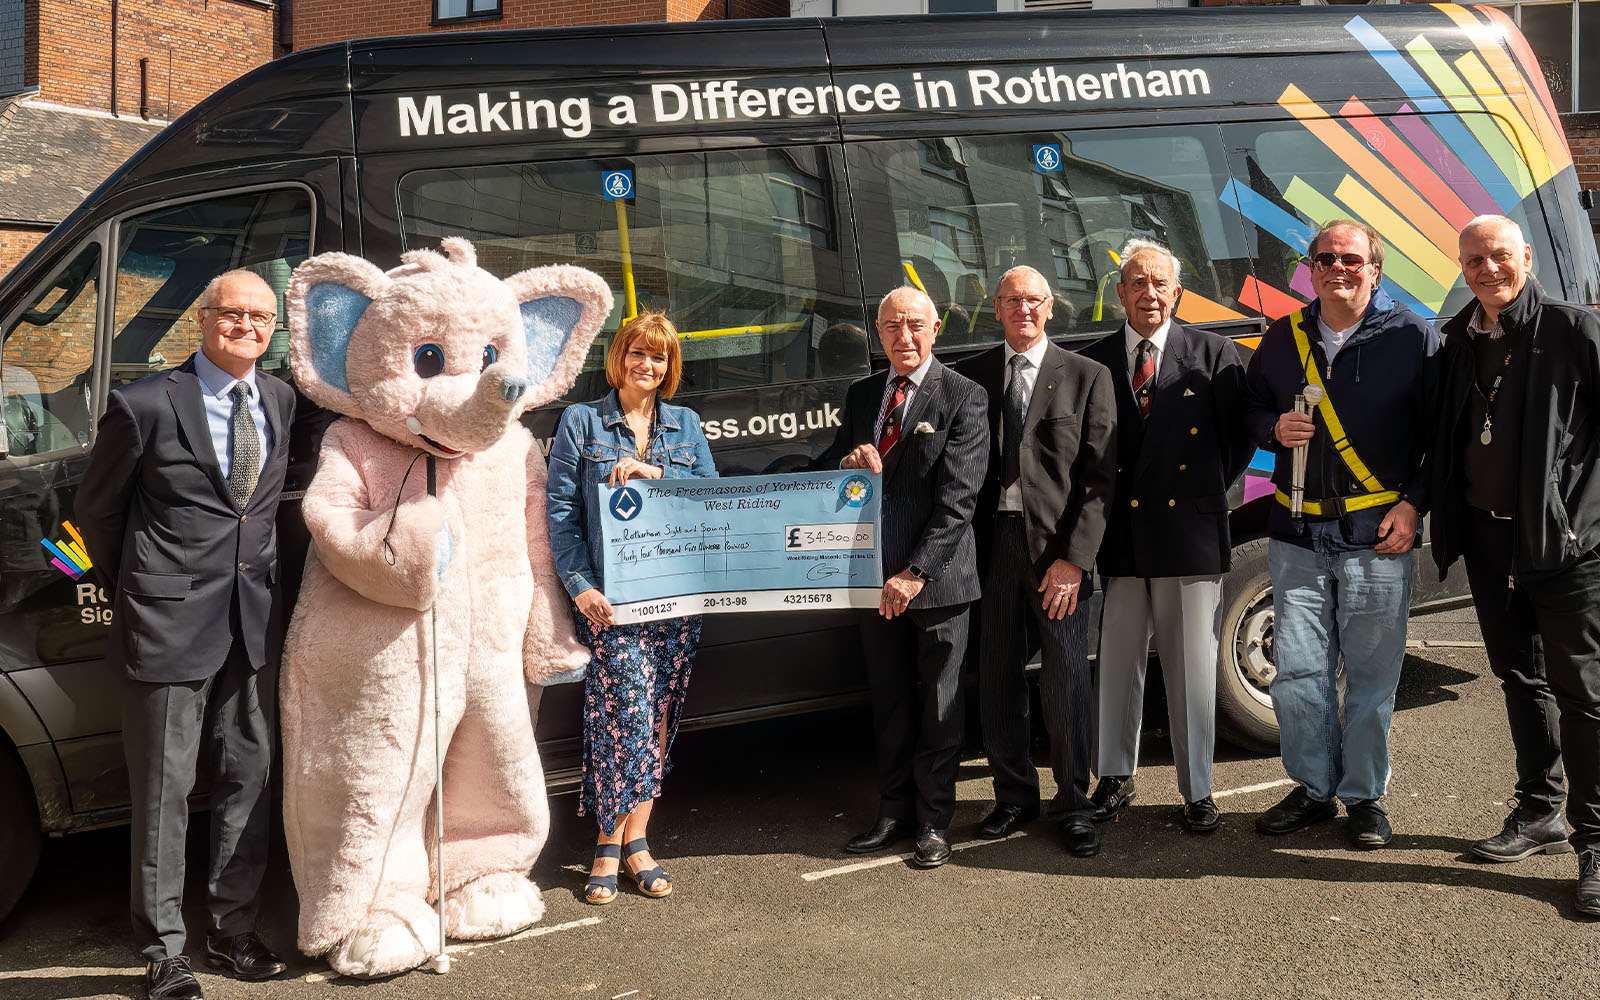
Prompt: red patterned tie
<box><xmin>877</xmin><ymin>375</ymin><xmax>911</xmax><ymax>455</ymax></box>
<box><xmin>1133</xmin><ymin>340</ymin><xmax>1156</xmax><ymax>419</ymax></box>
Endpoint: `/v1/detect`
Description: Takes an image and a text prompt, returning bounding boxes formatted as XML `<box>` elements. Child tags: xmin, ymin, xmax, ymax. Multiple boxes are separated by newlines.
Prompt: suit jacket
<box><xmin>76</xmin><ymin>354</ymin><xmax>296</xmax><ymax>683</ymax></box>
<box><xmin>1081</xmin><ymin>322</ymin><xmax>1250</xmax><ymax>578</ymax></box>
<box><xmin>820</xmin><ymin>358</ymin><xmax>989</xmax><ymax>610</ymax></box>
<box><xmin>957</xmin><ymin>341</ymin><xmax>1117</xmax><ymax>578</ymax></box>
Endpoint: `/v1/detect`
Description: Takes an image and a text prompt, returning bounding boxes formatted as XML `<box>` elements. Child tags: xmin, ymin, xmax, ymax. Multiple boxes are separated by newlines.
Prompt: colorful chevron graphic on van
<box><xmin>1216</xmin><ymin>4</ymin><xmax>1572</xmax><ymax>321</ymax></box>
<box><xmin>41</xmin><ymin>521</ymin><xmax>93</xmax><ymax>579</ymax></box>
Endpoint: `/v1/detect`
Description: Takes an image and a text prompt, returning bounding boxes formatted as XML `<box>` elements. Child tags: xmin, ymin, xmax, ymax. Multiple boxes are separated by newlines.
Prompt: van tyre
<box><xmin>0</xmin><ymin>748</ymin><xmax>41</xmax><ymax>923</ymax></box>
<box><xmin>1217</xmin><ymin>538</ymin><xmax>1282</xmax><ymax>753</ymax></box>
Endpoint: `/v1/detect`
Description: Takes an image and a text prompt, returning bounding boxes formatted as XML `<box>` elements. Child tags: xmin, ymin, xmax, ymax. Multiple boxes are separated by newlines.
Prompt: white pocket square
<box><xmin>1183</xmin><ymin>388</ymin><xmax>1196</xmax><ymax>397</ymax></box>
<box><xmin>913</xmin><ymin>421</ymin><xmax>936</xmax><ymax>434</ymax></box>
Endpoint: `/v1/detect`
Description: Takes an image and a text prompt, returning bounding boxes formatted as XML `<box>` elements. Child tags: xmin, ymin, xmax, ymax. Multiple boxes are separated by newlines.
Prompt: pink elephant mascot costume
<box><xmin>280</xmin><ymin>238</ymin><xmax>611</xmax><ymax>978</ymax></box>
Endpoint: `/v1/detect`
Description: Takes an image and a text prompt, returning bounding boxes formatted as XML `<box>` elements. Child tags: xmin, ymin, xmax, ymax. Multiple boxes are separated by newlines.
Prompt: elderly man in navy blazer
<box><xmin>78</xmin><ymin>270</ymin><xmax>296</xmax><ymax>1000</ymax></box>
<box><xmin>823</xmin><ymin>286</ymin><xmax>989</xmax><ymax>869</ymax></box>
<box><xmin>1083</xmin><ymin>240</ymin><xmax>1250</xmax><ymax>834</ymax></box>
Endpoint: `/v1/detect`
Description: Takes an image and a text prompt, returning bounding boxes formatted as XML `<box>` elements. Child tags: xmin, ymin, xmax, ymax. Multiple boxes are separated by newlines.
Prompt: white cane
<box><xmin>425</xmin><ymin>454</ymin><xmax>452</xmax><ymax>975</ymax></box>
<box><xmin>1289</xmin><ymin>384</ymin><xmax>1324</xmax><ymax>530</ymax></box>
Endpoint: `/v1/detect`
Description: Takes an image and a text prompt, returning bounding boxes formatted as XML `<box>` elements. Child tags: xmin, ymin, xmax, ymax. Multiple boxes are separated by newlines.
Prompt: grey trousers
<box><xmin>123</xmin><ymin>640</ymin><xmax>276</xmax><ymax>962</ymax></box>
<box><xmin>1095</xmin><ymin>574</ymin><xmax>1223</xmax><ymax>802</ymax></box>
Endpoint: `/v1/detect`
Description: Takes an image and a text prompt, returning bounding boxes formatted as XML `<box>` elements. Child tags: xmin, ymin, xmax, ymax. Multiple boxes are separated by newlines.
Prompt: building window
<box><xmin>435</xmin><ymin>0</ymin><xmax>501</xmax><ymax>25</ymax></box>
<box><xmin>1487</xmin><ymin>1</ymin><xmax>1597</xmax><ymax>113</ymax></box>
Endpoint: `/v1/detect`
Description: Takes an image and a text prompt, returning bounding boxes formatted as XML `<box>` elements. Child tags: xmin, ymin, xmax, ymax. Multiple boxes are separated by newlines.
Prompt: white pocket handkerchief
<box><xmin>1183</xmin><ymin>388</ymin><xmax>1196</xmax><ymax>397</ymax></box>
<box><xmin>914</xmin><ymin>421</ymin><xmax>936</xmax><ymax>434</ymax></box>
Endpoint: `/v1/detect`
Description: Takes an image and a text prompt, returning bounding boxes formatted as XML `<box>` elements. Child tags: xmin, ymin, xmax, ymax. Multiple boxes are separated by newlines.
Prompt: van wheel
<box><xmin>1217</xmin><ymin>538</ymin><xmax>1281</xmax><ymax>753</ymax></box>
<box><xmin>0</xmin><ymin>749</ymin><xmax>42</xmax><ymax>923</ymax></box>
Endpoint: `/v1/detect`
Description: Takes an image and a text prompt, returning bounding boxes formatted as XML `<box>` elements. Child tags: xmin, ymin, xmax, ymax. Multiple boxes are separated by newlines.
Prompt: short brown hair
<box><xmin>605</xmin><ymin>312</ymin><xmax>683</xmax><ymax>399</ymax></box>
<box><xmin>1308</xmin><ymin>219</ymin><xmax>1385</xmax><ymax>273</ymax></box>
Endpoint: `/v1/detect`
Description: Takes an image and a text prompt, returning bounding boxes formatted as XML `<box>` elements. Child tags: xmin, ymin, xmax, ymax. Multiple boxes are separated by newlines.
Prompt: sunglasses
<box><xmin>1307</xmin><ymin>252</ymin><xmax>1371</xmax><ymax>272</ymax></box>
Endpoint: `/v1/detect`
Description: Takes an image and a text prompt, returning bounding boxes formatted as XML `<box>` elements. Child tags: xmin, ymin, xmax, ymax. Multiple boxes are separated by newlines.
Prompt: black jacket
<box><xmin>1082</xmin><ymin>322</ymin><xmax>1250</xmax><ymax>578</ymax></box>
<box><xmin>1431</xmin><ymin>276</ymin><xmax>1600</xmax><ymax>578</ymax></box>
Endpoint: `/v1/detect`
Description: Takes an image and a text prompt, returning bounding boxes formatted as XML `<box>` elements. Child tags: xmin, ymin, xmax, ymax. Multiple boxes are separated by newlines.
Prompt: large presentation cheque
<box><xmin>598</xmin><ymin>471</ymin><xmax>883</xmax><ymax>624</ymax></box>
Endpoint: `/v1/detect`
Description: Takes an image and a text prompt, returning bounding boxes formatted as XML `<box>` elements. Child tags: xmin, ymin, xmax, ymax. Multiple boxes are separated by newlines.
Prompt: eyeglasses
<box><xmin>202</xmin><ymin>306</ymin><xmax>276</xmax><ymax>329</ymax></box>
<box><xmin>998</xmin><ymin>294</ymin><xmax>1048</xmax><ymax>310</ymax></box>
<box><xmin>1307</xmin><ymin>253</ymin><xmax>1371</xmax><ymax>272</ymax></box>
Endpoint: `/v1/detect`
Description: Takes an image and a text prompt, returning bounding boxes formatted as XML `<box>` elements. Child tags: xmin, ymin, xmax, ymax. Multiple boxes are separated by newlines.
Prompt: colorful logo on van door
<box><xmin>41</xmin><ymin>521</ymin><xmax>93</xmax><ymax>579</ymax></box>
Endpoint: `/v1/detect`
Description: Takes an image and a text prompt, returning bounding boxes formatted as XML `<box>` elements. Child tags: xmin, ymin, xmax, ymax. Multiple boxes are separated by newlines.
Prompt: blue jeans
<box><xmin>1269</xmin><ymin>527</ymin><xmax>1414</xmax><ymax>804</ymax></box>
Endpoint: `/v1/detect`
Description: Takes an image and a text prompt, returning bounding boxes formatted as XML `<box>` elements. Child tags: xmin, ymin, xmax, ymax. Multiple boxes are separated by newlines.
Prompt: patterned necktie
<box><xmin>229</xmin><ymin>381</ymin><xmax>260</xmax><ymax>508</ymax></box>
<box><xmin>877</xmin><ymin>375</ymin><xmax>911</xmax><ymax>455</ymax></box>
<box><xmin>1133</xmin><ymin>339</ymin><xmax>1156</xmax><ymax>419</ymax></box>
<box><xmin>1002</xmin><ymin>354</ymin><xmax>1029</xmax><ymax>488</ymax></box>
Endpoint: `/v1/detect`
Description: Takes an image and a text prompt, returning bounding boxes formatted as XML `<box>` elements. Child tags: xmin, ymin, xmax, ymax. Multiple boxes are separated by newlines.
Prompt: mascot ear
<box><xmin>287</xmin><ymin>253</ymin><xmax>389</xmax><ymax>413</ymax></box>
<box><xmin>502</xmin><ymin>264</ymin><xmax>616</xmax><ymax>408</ymax></box>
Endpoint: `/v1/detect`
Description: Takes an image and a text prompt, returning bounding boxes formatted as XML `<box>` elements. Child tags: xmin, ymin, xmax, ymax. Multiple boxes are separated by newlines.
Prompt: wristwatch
<box><xmin>907</xmin><ymin>565</ymin><xmax>932</xmax><ymax>581</ymax></box>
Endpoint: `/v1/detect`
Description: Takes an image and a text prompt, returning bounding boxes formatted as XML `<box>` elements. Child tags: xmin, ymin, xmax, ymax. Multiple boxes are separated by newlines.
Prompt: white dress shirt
<box><xmin>1123</xmin><ymin>319</ymin><xmax>1171</xmax><ymax>391</ymax></box>
<box><xmin>194</xmin><ymin>349</ymin><xmax>271</xmax><ymax>480</ymax></box>
<box><xmin>873</xmin><ymin>353</ymin><xmax>935</xmax><ymax>442</ymax></box>
<box><xmin>998</xmin><ymin>336</ymin><xmax>1049</xmax><ymax>513</ymax></box>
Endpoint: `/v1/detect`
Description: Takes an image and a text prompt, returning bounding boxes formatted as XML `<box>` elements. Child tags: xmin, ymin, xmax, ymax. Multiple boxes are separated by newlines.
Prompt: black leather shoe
<box><xmin>844</xmin><ymin>817</ymin><xmax>912</xmax><ymax>854</ymax></box>
<box><xmin>913</xmin><ymin>826</ymin><xmax>952</xmax><ymax>868</ymax></box>
<box><xmin>146</xmin><ymin>956</ymin><xmax>204</xmax><ymax>1000</ymax></box>
<box><xmin>1061</xmin><ymin>817</ymin><xmax>1101</xmax><ymax>858</ymax></box>
<box><xmin>1180</xmin><ymin>797</ymin><xmax>1221</xmax><ymax>834</ymax></box>
<box><xmin>977</xmin><ymin>802</ymin><xmax>1038</xmax><ymax>839</ymax></box>
<box><xmin>1255</xmin><ymin>786</ymin><xmax>1338</xmax><ymax>836</ymax></box>
<box><xmin>1089</xmin><ymin>775</ymin><xmax>1136</xmax><ymax>824</ymax></box>
<box><xmin>1346</xmin><ymin>800</ymin><xmax>1392</xmax><ymax>848</ymax></box>
<box><xmin>1472</xmin><ymin>804</ymin><xmax>1573</xmax><ymax>862</ymax></box>
<box><xmin>204</xmin><ymin>932</ymin><xmax>287</xmax><ymax>981</ymax></box>
<box><xmin>1577</xmin><ymin>850</ymin><xmax>1600</xmax><ymax>917</ymax></box>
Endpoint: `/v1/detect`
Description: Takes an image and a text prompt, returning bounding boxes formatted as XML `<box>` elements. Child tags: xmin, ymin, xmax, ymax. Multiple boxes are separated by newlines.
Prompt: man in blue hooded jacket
<box><xmin>1242</xmin><ymin>219</ymin><xmax>1437</xmax><ymax>848</ymax></box>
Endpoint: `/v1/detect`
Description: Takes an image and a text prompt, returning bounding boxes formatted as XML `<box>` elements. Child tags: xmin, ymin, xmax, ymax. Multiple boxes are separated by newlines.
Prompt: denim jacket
<box><xmin>546</xmin><ymin>390</ymin><xmax>717</xmax><ymax>598</ymax></box>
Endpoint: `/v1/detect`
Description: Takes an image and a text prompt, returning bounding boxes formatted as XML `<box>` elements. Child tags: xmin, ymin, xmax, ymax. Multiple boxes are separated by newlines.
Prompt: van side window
<box><xmin>110</xmin><ymin>188</ymin><xmax>314</xmax><ymax>389</ymax></box>
<box><xmin>397</xmin><ymin>146</ymin><xmax>865</xmax><ymax>401</ymax></box>
<box><xmin>847</xmin><ymin>127</ymin><xmax>1250</xmax><ymax>349</ymax></box>
<box><xmin>2</xmin><ymin>245</ymin><xmax>101</xmax><ymax>457</ymax></box>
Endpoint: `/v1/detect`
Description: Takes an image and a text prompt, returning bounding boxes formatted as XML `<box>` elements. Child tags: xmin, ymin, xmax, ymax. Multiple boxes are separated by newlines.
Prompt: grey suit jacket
<box><xmin>76</xmin><ymin>354</ymin><xmax>296</xmax><ymax>683</ymax></box>
<box><xmin>821</xmin><ymin>358</ymin><xmax>989</xmax><ymax>610</ymax></box>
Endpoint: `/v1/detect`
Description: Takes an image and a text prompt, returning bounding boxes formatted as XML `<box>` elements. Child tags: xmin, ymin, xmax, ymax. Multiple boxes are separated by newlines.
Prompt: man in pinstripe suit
<box><xmin>823</xmin><ymin>287</ymin><xmax>990</xmax><ymax>868</ymax></box>
<box><xmin>959</xmin><ymin>265</ymin><xmax>1117</xmax><ymax>858</ymax></box>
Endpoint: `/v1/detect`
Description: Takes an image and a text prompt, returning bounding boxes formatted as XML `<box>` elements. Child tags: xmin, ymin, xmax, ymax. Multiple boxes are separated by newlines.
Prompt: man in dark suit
<box><xmin>824</xmin><ymin>286</ymin><xmax>989</xmax><ymax>868</ymax></box>
<box><xmin>1082</xmin><ymin>241</ymin><xmax>1250</xmax><ymax>835</ymax></box>
<box><xmin>957</xmin><ymin>265</ymin><xmax>1117</xmax><ymax>857</ymax></box>
<box><xmin>77</xmin><ymin>270</ymin><xmax>295</xmax><ymax>1000</ymax></box>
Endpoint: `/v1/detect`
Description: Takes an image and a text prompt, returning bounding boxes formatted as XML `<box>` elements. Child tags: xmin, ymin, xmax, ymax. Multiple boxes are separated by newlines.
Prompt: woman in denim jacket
<box><xmin>546</xmin><ymin>312</ymin><xmax>716</xmax><ymax>905</ymax></box>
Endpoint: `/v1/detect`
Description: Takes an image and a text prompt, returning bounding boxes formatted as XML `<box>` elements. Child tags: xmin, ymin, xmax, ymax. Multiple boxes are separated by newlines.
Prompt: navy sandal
<box><xmin>584</xmin><ymin>843</ymin><xmax>622</xmax><ymax>905</ymax></box>
<box><xmin>622</xmin><ymin>838</ymin><xmax>672</xmax><ymax>898</ymax></box>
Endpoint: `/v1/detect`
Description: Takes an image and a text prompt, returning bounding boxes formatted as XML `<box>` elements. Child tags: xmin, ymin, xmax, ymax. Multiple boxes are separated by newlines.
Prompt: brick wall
<box><xmin>0</xmin><ymin>227</ymin><xmax>47</xmax><ymax>277</ymax></box>
<box><xmin>32</xmin><ymin>0</ymin><xmax>274</xmax><ymax>119</ymax></box>
<box><xmin>1570</xmin><ymin>124</ymin><xmax>1600</xmax><ymax>243</ymax></box>
<box><xmin>0</xmin><ymin>0</ymin><xmax>23</xmax><ymax>94</ymax></box>
<box><xmin>294</xmin><ymin>0</ymin><xmax>787</xmax><ymax>51</ymax></box>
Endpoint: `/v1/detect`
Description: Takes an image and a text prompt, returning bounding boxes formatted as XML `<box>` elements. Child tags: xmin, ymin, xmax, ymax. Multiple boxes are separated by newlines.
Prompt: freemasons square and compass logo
<box><xmin>608</xmin><ymin>486</ymin><xmax>643</xmax><ymax>521</ymax></box>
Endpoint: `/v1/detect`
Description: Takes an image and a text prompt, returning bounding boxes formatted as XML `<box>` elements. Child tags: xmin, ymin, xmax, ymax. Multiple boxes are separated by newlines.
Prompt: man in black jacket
<box><xmin>1432</xmin><ymin>214</ymin><xmax>1600</xmax><ymax>916</ymax></box>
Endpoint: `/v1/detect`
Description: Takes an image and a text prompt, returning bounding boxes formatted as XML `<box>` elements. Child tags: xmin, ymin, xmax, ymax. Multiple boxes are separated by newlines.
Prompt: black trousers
<box><xmin>858</xmin><ymin>601</ymin><xmax>969</xmax><ymax>830</ymax></box>
<box><xmin>123</xmin><ymin>639</ymin><xmax>276</xmax><ymax>962</ymax></box>
<box><xmin>978</xmin><ymin>515</ymin><xmax>1094</xmax><ymax>819</ymax></box>
<box><xmin>1464</xmin><ymin>509</ymin><xmax>1600</xmax><ymax>852</ymax></box>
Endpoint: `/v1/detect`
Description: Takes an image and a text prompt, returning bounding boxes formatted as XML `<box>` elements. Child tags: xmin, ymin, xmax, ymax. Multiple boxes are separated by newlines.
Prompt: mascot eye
<box><xmin>413</xmin><ymin>344</ymin><xmax>445</xmax><ymax>379</ymax></box>
<box><xmin>481</xmin><ymin>345</ymin><xmax>497</xmax><ymax>370</ymax></box>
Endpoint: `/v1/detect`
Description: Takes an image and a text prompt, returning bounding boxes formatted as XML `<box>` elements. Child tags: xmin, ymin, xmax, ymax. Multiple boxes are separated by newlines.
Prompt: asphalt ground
<box><xmin>2</xmin><ymin>607</ymin><xmax>1597</xmax><ymax>1000</ymax></box>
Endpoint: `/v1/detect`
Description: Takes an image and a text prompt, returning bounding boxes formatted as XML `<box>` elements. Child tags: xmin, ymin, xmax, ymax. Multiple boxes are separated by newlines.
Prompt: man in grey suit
<box><xmin>1082</xmin><ymin>240</ymin><xmax>1250</xmax><ymax>835</ymax></box>
<box><xmin>958</xmin><ymin>266</ymin><xmax>1117</xmax><ymax>857</ymax></box>
<box><xmin>824</xmin><ymin>286</ymin><xmax>989</xmax><ymax>868</ymax></box>
<box><xmin>78</xmin><ymin>270</ymin><xmax>295</xmax><ymax>1000</ymax></box>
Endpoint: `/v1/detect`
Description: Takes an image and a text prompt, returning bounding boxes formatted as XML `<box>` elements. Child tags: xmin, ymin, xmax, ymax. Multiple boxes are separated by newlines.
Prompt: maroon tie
<box><xmin>877</xmin><ymin>375</ymin><xmax>911</xmax><ymax>455</ymax></box>
<box><xmin>1133</xmin><ymin>340</ymin><xmax>1156</xmax><ymax>419</ymax></box>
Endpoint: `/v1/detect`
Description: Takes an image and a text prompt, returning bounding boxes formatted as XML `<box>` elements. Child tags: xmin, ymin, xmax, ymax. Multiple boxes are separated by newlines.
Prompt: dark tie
<box><xmin>229</xmin><ymin>381</ymin><xmax>260</xmax><ymax>508</ymax></box>
<box><xmin>877</xmin><ymin>375</ymin><xmax>911</xmax><ymax>455</ymax></box>
<box><xmin>1002</xmin><ymin>354</ymin><xmax>1029</xmax><ymax>488</ymax></box>
<box><xmin>1133</xmin><ymin>340</ymin><xmax>1156</xmax><ymax>420</ymax></box>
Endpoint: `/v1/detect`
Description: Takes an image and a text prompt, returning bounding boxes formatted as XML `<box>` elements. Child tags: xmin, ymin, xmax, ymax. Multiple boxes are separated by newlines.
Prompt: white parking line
<box><xmin>801</xmin><ymin>831</ymin><xmax>1025</xmax><ymax>881</ymax></box>
<box><xmin>1212</xmin><ymin>777</ymin><xmax>1295</xmax><ymax>800</ymax></box>
<box><xmin>0</xmin><ymin>966</ymin><xmax>141</xmax><ymax>980</ymax></box>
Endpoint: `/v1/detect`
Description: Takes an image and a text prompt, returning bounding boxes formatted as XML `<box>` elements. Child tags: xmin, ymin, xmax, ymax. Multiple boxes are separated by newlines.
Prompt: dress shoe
<box><xmin>146</xmin><ymin>956</ymin><xmax>204</xmax><ymax>1000</ymax></box>
<box><xmin>204</xmin><ymin>932</ymin><xmax>287</xmax><ymax>980</ymax></box>
<box><xmin>1180</xmin><ymin>797</ymin><xmax>1221</xmax><ymax>834</ymax></box>
<box><xmin>1472</xmin><ymin>804</ymin><xmax>1573</xmax><ymax>862</ymax></box>
<box><xmin>1577</xmin><ymin>850</ymin><xmax>1600</xmax><ymax>917</ymax></box>
<box><xmin>1254</xmin><ymin>786</ymin><xmax>1337</xmax><ymax>836</ymax></box>
<box><xmin>977</xmin><ymin>802</ymin><xmax>1038</xmax><ymax>839</ymax></box>
<box><xmin>913</xmin><ymin>826</ymin><xmax>952</xmax><ymax>868</ymax></box>
<box><xmin>1345</xmin><ymin>800</ymin><xmax>1392</xmax><ymax>848</ymax></box>
<box><xmin>1089</xmin><ymin>775</ymin><xmax>1136</xmax><ymax>824</ymax></box>
<box><xmin>844</xmin><ymin>817</ymin><xmax>912</xmax><ymax>854</ymax></box>
<box><xmin>1061</xmin><ymin>817</ymin><xmax>1101</xmax><ymax>858</ymax></box>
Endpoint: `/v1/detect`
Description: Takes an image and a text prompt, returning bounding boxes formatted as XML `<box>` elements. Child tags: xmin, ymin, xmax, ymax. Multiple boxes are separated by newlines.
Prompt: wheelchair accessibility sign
<box><xmin>602</xmin><ymin>170</ymin><xmax>634</xmax><ymax>200</ymax></box>
<box><xmin>1033</xmin><ymin>145</ymin><xmax>1062</xmax><ymax>172</ymax></box>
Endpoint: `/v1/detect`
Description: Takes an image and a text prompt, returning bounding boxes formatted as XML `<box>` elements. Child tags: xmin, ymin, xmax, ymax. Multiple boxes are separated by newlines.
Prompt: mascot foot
<box><xmin>442</xmin><ymin>872</ymin><xmax>545</xmax><ymax>940</ymax></box>
<box><xmin>328</xmin><ymin>895</ymin><xmax>440</xmax><ymax>979</ymax></box>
